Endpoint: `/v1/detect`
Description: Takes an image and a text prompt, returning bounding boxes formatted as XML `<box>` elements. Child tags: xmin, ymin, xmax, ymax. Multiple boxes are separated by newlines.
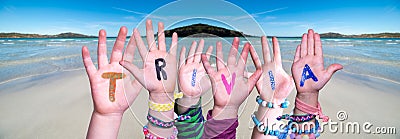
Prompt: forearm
<box><xmin>251</xmin><ymin>99</ymin><xmax>285</xmax><ymax>139</ymax></box>
<box><xmin>176</xmin><ymin>95</ymin><xmax>200</xmax><ymax>115</ymax></box>
<box><xmin>294</xmin><ymin>92</ymin><xmax>318</xmax><ymax>115</ymax></box>
<box><xmin>203</xmin><ymin>109</ymin><xmax>238</xmax><ymax>139</ymax></box>
<box><xmin>175</xmin><ymin>98</ymin><xmax>205</xmax><ymax>138</ymax></box>
<box><xmin>86</xmin><ymin>111</ymin><xmax>123</xmax><ymax>139</ymax></box>
<box><xmin>147</xmin><ymin>92</ymin><xmax>175</xmax><ymax>138</ymax></box>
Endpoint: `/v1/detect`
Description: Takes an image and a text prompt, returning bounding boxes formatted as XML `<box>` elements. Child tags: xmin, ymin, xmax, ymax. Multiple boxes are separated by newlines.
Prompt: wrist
<box><xmin>295</xmin><ymin>92</ymin><xmax>319</xmax><ymax>114</ymax></box>
<box><xmin>211</xmin><ymin>105</ymin><xmax>238</xmax><ymax>120</ymax></box>
<box><xmin>149</xmin><ymin>92</ymin><xmax>174</xmax><ymax>104</ymax></box>
<box><xmin>92</xmin><ymin>111</ymin><xmax>123</xmax><ymax>119</ymax></box>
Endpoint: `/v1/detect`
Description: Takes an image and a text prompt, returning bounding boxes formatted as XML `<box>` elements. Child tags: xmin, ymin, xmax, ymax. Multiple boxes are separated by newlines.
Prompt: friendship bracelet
<box><xmin>147</xmin><ymin>113</ymin><xmax>174</xmax><ymax>128</ymax></box>
<box><xmin>143</xmin><ymin>124</ymin><xmax>178</xmax><ymax>139</ymax></box>
<box><xmin>295</xmin><ymin>97</ymin><xmax>329</xmax><ymax>122</ymax></box>
<box><xmin>251</xmin><ymin>112</ymin><xmax>283</xmax><ymax>136</ymax></box>
<box><xmin>256</xmin><ymin>96</ymin><xmax>290</xmax><ymax>108</ymax></box>
<box><xmin>149</xmin><ymin>100</ymin><xmax>174</xmax><ymax>112</ymax></box>
<box><xmin>277</xmin><ymin>114</ymin><xmax>316</xmax><ymax>123</ymax></box>
<box><xmin>288</xmin><ymin>120</ymin><xmax>320</xmax><ymax>139</ymax></box>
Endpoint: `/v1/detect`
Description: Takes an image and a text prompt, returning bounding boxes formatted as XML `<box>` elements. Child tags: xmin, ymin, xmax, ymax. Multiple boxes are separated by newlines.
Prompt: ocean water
<box><xmin>0</xmin><ymin>37</ymin><xmax>399</xmax><ymax>84</ymax></box>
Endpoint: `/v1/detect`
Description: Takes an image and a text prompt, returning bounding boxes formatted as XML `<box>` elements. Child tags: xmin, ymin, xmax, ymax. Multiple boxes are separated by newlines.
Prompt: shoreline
<box><xmin>0</xmin><ymin>69</ymin><xmax>399</xmax><ymax>138</ymax></box>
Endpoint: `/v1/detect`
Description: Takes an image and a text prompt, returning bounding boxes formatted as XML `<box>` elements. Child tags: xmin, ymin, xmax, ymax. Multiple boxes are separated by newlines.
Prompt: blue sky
<box><xmin>0</xmin><ymin>0</ymin><xmax>399</xmax><ymax>36</ymax></box>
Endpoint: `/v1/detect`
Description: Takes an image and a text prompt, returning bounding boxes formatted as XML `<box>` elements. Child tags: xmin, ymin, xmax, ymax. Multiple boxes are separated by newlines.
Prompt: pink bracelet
<box><xmin>295</xmin><ymin>97</ymin><xmax>329</xmax><ymax>122</ymax></box>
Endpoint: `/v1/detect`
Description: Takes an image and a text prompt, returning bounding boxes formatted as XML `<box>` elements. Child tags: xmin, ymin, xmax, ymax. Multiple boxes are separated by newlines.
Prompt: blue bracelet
<box><xmin>256</xmin><ymin>96</ymin><xmax>290</xmax><ymax>108</ymax></box>
<box><xmin>251</xmin><ymin>112</ymin><xmax>284</xmax><ymax>136</ymax></box>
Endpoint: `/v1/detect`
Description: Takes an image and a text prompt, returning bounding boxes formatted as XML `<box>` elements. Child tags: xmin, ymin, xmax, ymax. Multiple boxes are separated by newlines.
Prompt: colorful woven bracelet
<box><xmin>277</xmin><ymin>114</ymin><xmax>316</xmax><ymax>123</ymax></box>
<box><xmin>147</xmin><ymin>113</ymin><xmax>174</xmax><ymax>128</ymax></box>
<box><xmin>143</xmin><ymin>124</ymin><xmax>178</xmax><ymax>139</ymax></box>
<box><xmin>256</xmin><ymin>96</ymin><xmax>290</xmax><ymax>108</ymax></box>
<box><xmin>149</xmin><ymin>100</ymin><xmax>174</xmax><ymax>112</ymax></box>
<box><xmin>287</xmin><ymin>120</ymin><xmax>320</xmax><ymax>139</ymax></box>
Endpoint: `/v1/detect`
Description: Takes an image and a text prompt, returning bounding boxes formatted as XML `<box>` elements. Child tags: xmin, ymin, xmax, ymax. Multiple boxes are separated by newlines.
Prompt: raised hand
<box><xmin>120</xmin><ymin>20</ymin><xmax>178</xmax><ymax>98</ymax></box>
<box><xmin>256</xmin><ymin>36</ymin><xmax>294</xmax><ymax>102</ymax></box>
<box><xmin>201</xmin><ymin>38</ymin><xmax>262</xmax><ymax>120</ymax></box>
<box><xmin>83</xmin><ymin>27</ymin><xmax>142</xmax><ymax>139</ymax></box>
<box><xmin>178</xmin><ymin>39</ymin><xmax>212</xmax><ymax>97</ymax></box>
<box><xmin>291</xmin><ymin>29</ymin><xmax>343</xmax><ymax>95</ymax></box>
<box><xmin>82</xmin><ymin>26</ymin><xmax>142</xmax><ymax>115</ymax></box>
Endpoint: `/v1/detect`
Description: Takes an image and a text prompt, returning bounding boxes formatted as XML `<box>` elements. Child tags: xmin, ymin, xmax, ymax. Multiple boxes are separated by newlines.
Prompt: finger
<box><xmin>261</xmin><ymin>36</ymin><xmax>272</xmax><ymax>63</ymax></box>
<box><xmin>82</xmin><ymin>46</ymin><xmax>97</xmax><ymax>75</ymax></box>
<box><xmin>237</xmin><ymin>43</ymin><xmax>250</xmax><ymax>74</ymax></box>
<box><xmin>272</xmin><ymin>37</ymin><xmax>283</xmax><ymax>67</ymax></box>
<box><xmin>294</xmin><ymin>45</ymin><xmax>301</xmax><ymax>63</ymax></box>
<box><xmin>216</xmin><ymin>41</ymin><xmax>225</xmax><ymax>70</ymax></box>
<box><xmin>158</xmin><ymin>22</ymin><xmax>166</xmax><ymax>52</ymax></box>
<box><xmin>300</xmin><ymin>33</ymin><xmax>307</xmax><ymax>58</ymax></box>
<box><xmin>201</xmin><ymin>54</ymin><xmax>216</xmax><ymax>76</ymax></box>
<box><xmin>119</xmin><ymin>60</ymin><xmax>145</xmax><ymax>85</ymax></box>
<box><xmin>123</xmin><ymin>29</ymin><xmax>137</xmax><ymax>63</ymax></box>
<box><xmin>134</xmin><ymin>28</ymin><xmax>148</xmax><ymax>60</ymax></box>
<box><xmin>205</xmin><ymin>45</ymin><xmax>213</xmax><ymax>61</ymax></box>
<box><xmin>179</xmin><ymin>47</ymin><xmax>186</xmax><ymax>67</ymax></box>
<box><xmin>326</xmin><ymin>63</ymin><xmax>343</xmax><ymax>78</ymax></box>
<box><xmin>146</xmin><ymin>19</ymin><xmax>157</xmax><ymax>51</ymax></box>
<box><xmin>247</xmin><ymin>68</ymin><xmax>262</xmax><ymax>94</ymax></box>
<box><xmin>169</xmin><ymin>32</ymin><xmax>178</xmax><ymax>56</ymax></box>
<box><xmin>307</xmin><ymin>29</ymin><xmax>315</xmax><ymax>55</ymax></box>
<box><xmin>249</xmin><ymin>43</ymin><xmax>262</xmax><ymax>69</ymax></box>
<box><xmin>110</xmin><ymin>26</ymin><xmax>128</xmax><ymax>63</ymax></box>
<box><xmin>227</xmin><ymin>37</ymin><xmax>239</xmax><ymax>66</ymax></box>
<box><xmin>194</xmin><ymin>39</ymin><xmax>205</xmax><ymax>63</ymax></box>
<box><xmin>187</xmin><ymin>41</ymin><xmax>197</xmax><ymax>63</ymax></box>
<box><xmin>314</xmin><ymin>33</ymin><xmax>323</xmax><ymax>57</ymax></box>
<box><xmin>97</xmin><ymin>29</ymin><xmax>108</xmax><ymax>69</ymax></box>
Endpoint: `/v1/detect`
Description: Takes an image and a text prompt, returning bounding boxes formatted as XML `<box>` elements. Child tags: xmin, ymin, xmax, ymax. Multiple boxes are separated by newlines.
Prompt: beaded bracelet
<box><xmin>143</xmin><ymin>124</ymin><xmax>178</xmax><ymax>139</ymax></box>
<box><xmin>288</xmin><ymin>120</ymin><xmax>320</xmax><ymax>139</ymax></box>
<box><xmin>147</xmin><ymin>113</ymin><xmax>174</xmax><ymax>128</ymax></box>
<box><xmin>256</xmin><ymin>96</ymin><xmax>290</xmax><ymax>108</ymax></box>
<box><xmin>277</xmin><ymin>114</ymin><xmax>316</xmax><ymax>123</ymax></box>
<box><xmin>251</xmin><ymin>112</ymin><xmax>283</xmax><ymax>136</ymax></box>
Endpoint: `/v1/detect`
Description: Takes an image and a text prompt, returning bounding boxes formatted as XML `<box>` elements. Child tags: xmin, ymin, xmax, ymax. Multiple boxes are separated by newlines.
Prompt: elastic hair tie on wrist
<box><xmin>256</xmin><ymin>96</ymin><xmax>290</xmax><ymax>108</ymax></box>
<box><xmin>295</xmin><ymin>97</ymin><xmax>329</xmax><ymax>122</ymax></box>
<box><xmin>143</xmin><ymin>124</ymin><xmax>178</xmax><ymax>139</ymax></box>
<box><xmin>147</xmin><ymin>113</ymin><xmax>174</xmax><ymax>128</ymax></box>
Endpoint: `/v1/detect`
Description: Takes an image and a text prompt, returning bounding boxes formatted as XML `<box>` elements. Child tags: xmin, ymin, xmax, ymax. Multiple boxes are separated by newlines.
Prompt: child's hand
<box><xmin>256</xmin><ymin>36</ymin><xmax>294</xmax><ymax>102</ymax></box>
<box><xmin>291</xmin><ymin>29</ymin><xmax>343</xmax><ymax>98</ymax></box>
<box><xmin>120</xmin><ymin>20</ymin><xmax>178</xmax><ymax>102</ymax></box>
<box><xmin>201</xmin><ymin>38</ymin><xmax>262</xmax><ymax>120</ymax></box>
<box><xmin>82</xmin><ymin>26</ymin><xmax>142</xmax><ymax>116</ymax></box>
<box><xmin>176</xmin><ymin>40</ymin><xmax>212</xmax><ymax>112</ymax></box>
<box><xmin>178</xmin><ymin>39</ymin><xmax>212</xmax><ymax>98</ymax></box>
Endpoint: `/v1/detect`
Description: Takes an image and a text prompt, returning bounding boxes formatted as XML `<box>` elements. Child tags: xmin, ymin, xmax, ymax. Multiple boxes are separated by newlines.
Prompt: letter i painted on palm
<box><xmin>191</xmin><ymin>69</ymin><xmax>197</xmax><ymax>87</ymax></box>
<box><xmin>221</xmin><ymin>72</ymin><xmax>236</xmax><ymax>95</ymax></box>
<box><xmin>300</xmin><ymin>64</ymin><xmax>318</xmax><ymax>87</ymax></box>
<box><xmin>268</xmin><ymin>71</ymin><xmax>275</xmax><ymax>90</ymax></box>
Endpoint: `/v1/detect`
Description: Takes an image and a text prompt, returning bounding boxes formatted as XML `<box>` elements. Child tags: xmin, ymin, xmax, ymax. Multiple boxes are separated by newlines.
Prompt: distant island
<box><xmin>319</xmin><ymin>32</ymin><xmax>400</xmax><ymax>38</ymax></box>
<box><xmin>1</xmin><ymin>24</ymin><xmax>400</xmax><ymax>38</ymax></box>
<box><xmin>0</xmin><ymin>32</ymin><xmax>96</xmax><ymax>38</ymax></box>
<box><xmin>163</xmin><ymin>23</ymin><xmax>252</xmax><ymax>37</ymax></box>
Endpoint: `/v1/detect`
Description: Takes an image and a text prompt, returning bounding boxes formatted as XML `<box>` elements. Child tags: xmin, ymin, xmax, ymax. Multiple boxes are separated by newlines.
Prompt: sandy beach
<box><xmin>0</xmin><ymin>68</ymin><xmax>399</xmax><ymax>139</ymax></box>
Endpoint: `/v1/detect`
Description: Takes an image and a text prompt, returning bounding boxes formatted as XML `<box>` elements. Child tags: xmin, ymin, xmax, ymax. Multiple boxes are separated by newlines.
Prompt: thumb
<box><xmin>326</xmin><ymin>63</ymin><xmax>343</xmax><ymax>77</ymax></box>
<box><xmin>119</xmin><ymin>60</ymin><xmax>145</xmax><ymax>86</ymax></box>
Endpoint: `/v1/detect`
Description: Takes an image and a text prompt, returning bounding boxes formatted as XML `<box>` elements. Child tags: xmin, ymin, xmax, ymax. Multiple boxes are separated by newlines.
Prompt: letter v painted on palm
<box><xmin>221</xmin><ymin>72</ymin><xmax>236</xmax><ymax>95</ymax></box>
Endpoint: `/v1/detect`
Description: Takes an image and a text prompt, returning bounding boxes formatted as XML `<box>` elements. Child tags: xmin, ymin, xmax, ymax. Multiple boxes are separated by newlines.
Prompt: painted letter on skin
<box><xmin>101</xmin><ymin>72</ymin><xmax>126</xmax><ymax>102</ymax></box>
<box><xmin>300</xmin><ymin>64</ymin><xmax>318</xmax><ymax>87</ymax></box>
<box><xmin>155</xmin><ymin>58</ymin><xmax>167</xmax><ymax>80</ymax></box>
<box><xmin>221</xmin><ymin>72</ymin><xmax>236</xmax><ymax>95</ymax></box>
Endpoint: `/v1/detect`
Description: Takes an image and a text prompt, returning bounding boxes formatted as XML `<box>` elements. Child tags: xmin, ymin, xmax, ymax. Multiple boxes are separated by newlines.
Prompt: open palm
<box><xmin>256</xmin><ymin>36</ymin><xmax>294</xmax><ymax>101</ymax></box>
<box><xmin>120</xmin><ymin>20</ymin><xmax>178</xmax><ymax>94</ymax></box>
<box><xmin>82</xmin><ymin>27</ymin><xmax>142</xmax><ymax>115</ymax></box>
<box><xmin>291</xmin><ymin>29</ymin><xmax>343</xmax><ymax>94</ymax></box>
